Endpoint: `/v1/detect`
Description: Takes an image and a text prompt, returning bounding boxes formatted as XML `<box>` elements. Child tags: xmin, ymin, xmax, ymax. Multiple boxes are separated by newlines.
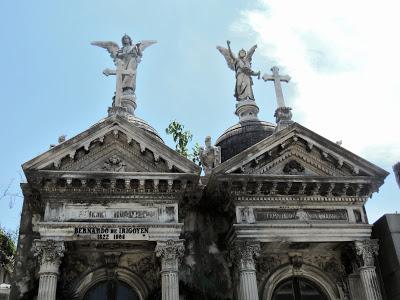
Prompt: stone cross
<box><xmin>262</xmin><ymin>66</ymin><xmax>291</xmax><ymax>108</ymax></box>
<box><xmin>103</xmin><ymin>61</ymin><xmax>135</xmax><ymax>107</ymax></box>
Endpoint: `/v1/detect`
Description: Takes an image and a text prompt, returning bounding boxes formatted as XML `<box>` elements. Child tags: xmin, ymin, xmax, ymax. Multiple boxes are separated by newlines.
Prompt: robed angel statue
<box><xmin>217</xmin><ymin>40</ymin><xmax>261</xmax><ymax>101</ymax></box>
<box><xmin>91</xmin><ymin>34</ymin><xmax>156</xmax><ymax>106</ymax></box>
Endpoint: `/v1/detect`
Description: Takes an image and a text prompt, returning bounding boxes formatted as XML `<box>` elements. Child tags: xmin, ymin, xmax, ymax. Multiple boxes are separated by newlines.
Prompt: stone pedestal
<box><xmin>274</xmin><ymin>107</ymin><xmax>293</xmax><ymax>131</ymax></box>
<box><xmin>233</xmin><ymin>241</ymin><xmax>260</xmax><ymax>300</ymax></box>
<box><xmin>354</xmin><ymin>239</ymin><xmax>382</xmax><ymax>300</ymax></box>
<box><xmin>33</xmin><ymin>240</ymin><xmax>65</xmax><ymax>300</ymax></box>
<box><xmin>235</xmin><ymin>100</ymin><xmax>260</xmax><ymax>122</ymax></box>
<box><xmin>156</xmin><ymin>240</ymin><xmax>184</xmax><ymax>300</ymax></box>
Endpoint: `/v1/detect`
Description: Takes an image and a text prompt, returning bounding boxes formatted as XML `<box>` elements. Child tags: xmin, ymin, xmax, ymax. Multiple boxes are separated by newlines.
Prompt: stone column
<box><xmin>155</xmin><ymin>240</ymin><xmax>184</xmax><ymax>300</ymax></box>
<box><xmin>354</xmin><ymin>239</ymin><xmax>382</xmax><ymax>300</ymax></box>
<box><xmin>233</xmin><ymin>241</ymin><xmax>261</xmax><ymax>300</ymax></box>
<box><xmin>33</xmin><ymin>240</ymin><xmax>65</xmax><ymax>300</ymax></box>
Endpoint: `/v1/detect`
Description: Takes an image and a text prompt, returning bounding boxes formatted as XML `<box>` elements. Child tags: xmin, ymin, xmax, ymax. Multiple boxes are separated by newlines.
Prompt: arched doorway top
<box><xmin>262</xmin><ymin>264</ymin><xmax>340</xmax><ymax>300</ymax></box>
<box><xmin>71</xmin><ymin>267</ymin><xmax>149</xmax><ymax>300</ymax></box>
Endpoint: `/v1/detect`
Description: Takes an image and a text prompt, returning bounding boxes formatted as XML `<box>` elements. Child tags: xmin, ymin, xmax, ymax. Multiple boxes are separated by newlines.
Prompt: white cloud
<box><xmin>236</xmin><ymin>0</ymin><xmax>400</xmax><ymax>165</ymax></box>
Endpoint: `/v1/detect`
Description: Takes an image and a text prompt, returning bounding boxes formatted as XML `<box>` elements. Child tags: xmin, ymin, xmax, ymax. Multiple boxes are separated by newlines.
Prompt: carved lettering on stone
<box><xmin>254</xmin><ymin>209</ymin><xmax>297</xmax><ymax>221</ymax></box>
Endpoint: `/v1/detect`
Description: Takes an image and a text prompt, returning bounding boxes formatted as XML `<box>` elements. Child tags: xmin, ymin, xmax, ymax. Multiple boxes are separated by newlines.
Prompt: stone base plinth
<box><xmin>121</xmin><ymin>94</ymin><xmax>137</xmax><ymax>115</ymax></box>
<box><xmin>274</xmin><ymin>106</ymin><xmax>293</xmax><ymax>131</ymax></box>
<box><xmin>235</xmin><ymin>100</ymin><xmax>259</xmax><ymax>122</ymax></box>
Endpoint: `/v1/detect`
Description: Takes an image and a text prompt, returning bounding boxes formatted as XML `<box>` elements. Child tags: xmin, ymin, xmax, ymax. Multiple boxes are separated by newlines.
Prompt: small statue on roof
<box><xmin>199</xmin><ymin>136</ymin><xmax>221</xmax><ymax>176</ymax></box>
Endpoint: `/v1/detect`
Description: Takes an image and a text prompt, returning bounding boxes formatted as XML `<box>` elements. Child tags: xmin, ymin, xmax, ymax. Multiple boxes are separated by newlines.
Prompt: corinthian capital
<box><xmin>155</xmin><ymin>240</ymin><xmax>185</xmax><ymax>271</ymax></box>
<box><xmin>232</xmin><ymin>241</ymin><xmax>261</xmax><ymax>271</ymax></box>
<box><xmin>33</xmin><ymin>240</ymin><xmax>65</xmax><ymax>274</ymax></box>
<box><xmin>354</xmin><ymin>239</ymin><xmax>379</xmax><ymax>267</ymax></box>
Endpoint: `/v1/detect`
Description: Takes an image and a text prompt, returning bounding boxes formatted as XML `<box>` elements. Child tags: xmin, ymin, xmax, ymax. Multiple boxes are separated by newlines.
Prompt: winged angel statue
<box><xmin>91</xmin><ymin>34</ymin><xmax>156</xmax><ymax>105</ymax></box>
<box><xmin>217</xmin><ymin>40</ymin><xmax>261</xmax><ymax>101</ymax></box>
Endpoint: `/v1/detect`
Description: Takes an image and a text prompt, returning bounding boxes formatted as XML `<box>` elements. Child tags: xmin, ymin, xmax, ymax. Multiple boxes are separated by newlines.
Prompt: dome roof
<box><xmin>125</xmin><ymin>115</ymin><xmax>164</xmax><ymax>143</ymax></box>
<box><xmin>216</xmin><ymin>120</ymin><xmax>275</xmax><ymax>162</ymax></box>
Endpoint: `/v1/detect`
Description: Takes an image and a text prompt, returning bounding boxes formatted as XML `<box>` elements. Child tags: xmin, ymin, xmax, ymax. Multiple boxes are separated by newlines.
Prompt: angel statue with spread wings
<box><xmin>91</xmin><ymin>34</ymin><xmax>156</xmax><ymax>106</ymax></box>
<box><xmin>217</xmin><ymin>40</ymin><xmax>261</xmax><ymax>101</ymax></box>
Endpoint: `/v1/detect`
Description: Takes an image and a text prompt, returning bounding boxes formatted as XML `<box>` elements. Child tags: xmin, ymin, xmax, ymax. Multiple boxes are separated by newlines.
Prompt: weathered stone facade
<box><xmin>10</xmin><ymin>36</ymin><xmax>389</xmax><ymax>300</ymax></box>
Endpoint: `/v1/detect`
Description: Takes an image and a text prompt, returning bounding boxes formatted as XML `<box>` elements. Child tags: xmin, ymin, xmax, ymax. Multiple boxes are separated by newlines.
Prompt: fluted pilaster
<box><xmin>33</xmin><ymin>240</ymin><xmax>65</xmax><ymax>300</ymax></box>
<box><xmin>354</xmin><ymin>240</ymin><xmax>382</xmax><ymax>300</ymax></box>
<box><xmin>233</xmin><ymin>241</ymin><xmax>260</xmax><ymax>300</ymax></box>
<box><xmin>155</xmin><ymin>240</ymin><xmax>184</xmax><ymax>300</ymax></box>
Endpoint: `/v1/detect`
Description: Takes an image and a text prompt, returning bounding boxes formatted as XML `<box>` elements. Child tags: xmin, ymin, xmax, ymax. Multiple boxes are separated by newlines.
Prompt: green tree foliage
<box><xmin>165</xmin><ymin>121</ymin><xmax>200</xmax><ymax>164</ymax></box>
<box><xmin>0</xmin><ymin>226</ymin><xmax>16</xmax><ymax>274</ymax></box>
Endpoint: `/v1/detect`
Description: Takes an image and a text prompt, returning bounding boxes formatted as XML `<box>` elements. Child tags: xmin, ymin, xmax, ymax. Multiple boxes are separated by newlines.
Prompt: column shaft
<box><xmin>156</xmin><ymin>240</ymin><xmax>184</xmax><ymax>300</ymax></box>
<box><xmin>239</xmin><ymin>270</ymin><xmax>259</xmax><ymax>300</ymax></box>
<box><xmin>161</xmin><ymin>271</ymin><xmax>179</xmax><ymax>300</ymax></box>
<box><xmin>37</xmin><ymin>274</ymin><xmax>58</xmax><ymax>300</ymax></box>
<box><xmin>33</xmin><ymin>240</ymin><xmax>64</xmax><ymax>300</ymax></box>
<box><xmin>359</xmin><ymin>266</ymin><xmax>382</xmax><ymax>300</ymax></box>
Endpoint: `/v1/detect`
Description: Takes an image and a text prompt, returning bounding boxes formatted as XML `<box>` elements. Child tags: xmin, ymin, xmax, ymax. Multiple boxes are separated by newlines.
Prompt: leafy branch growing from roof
<box><xmin>165</xmin><ymin>120</ymin><xmax>200</xmax><ymax>165</ymax></box>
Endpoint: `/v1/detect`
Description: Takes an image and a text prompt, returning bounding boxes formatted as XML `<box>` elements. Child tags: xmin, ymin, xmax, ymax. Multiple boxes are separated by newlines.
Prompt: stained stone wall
<box><xmin>373</xmin><ymin>214</ymin><xmax>400</xmax><ymax>300</ymax></box>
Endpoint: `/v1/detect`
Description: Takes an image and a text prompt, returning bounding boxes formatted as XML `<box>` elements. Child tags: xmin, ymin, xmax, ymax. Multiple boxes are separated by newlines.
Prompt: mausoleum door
<box><xmin>272</xmin><ymin>277</ymin><xmax>328</xmax><ymax>300</ymax></box>
<box><xmin>83</xmin><ymin>280</ymin><xmax>140</xmax><ymax>300</ymax></box>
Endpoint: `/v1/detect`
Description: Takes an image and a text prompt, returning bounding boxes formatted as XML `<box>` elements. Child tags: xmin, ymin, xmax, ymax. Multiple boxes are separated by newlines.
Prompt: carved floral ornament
<box><xmin>354</xmin><ymin>239</ymin><xmax>379</xmax><ymax>267</ymax></box>
<box><xmin>231</xmin><ymin>241</ymin><xmax>261</xmax><ymax>270</ymax></box>
<box><xmin>103</xmin><ymin>154</ymin><xmax>126</xmax><ymax>172</ymax></box>
<box><xmin>33</xmin><ymin>240</ymin><xmax>65</xmax><ymax>265</ymax></box>
<box><xmin>155</xmin><ymin>240</ymin><xmax>185</xmax><ymax>262</ymax></box>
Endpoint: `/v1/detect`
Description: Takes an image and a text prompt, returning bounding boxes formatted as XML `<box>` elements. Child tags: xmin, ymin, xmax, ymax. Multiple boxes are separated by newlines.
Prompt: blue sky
<box><xmin>0</xmin><ymin>0</ymin><xmax>398</xmax><ymax>231</ymax></box>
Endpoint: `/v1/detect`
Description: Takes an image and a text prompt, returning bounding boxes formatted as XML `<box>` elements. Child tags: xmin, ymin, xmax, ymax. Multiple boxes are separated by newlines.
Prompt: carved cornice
<box><xmin>214</xmin><ymin>174</ymin><xmax>377</xmax><ymax>200</ymax></box>
<box><xmin>28</xmin><ymin>170</ymin><xmax>200</xmax><ymax>197</ymax></box>
<box><xmin>233</xmin><ymin>195</ymin><xmax>367</xmax><ymax>204</ymax></box>
<box><xmin>354</xmin><ymin>239</ymin><xmax>379</xmax><ymax>267</ymax></box>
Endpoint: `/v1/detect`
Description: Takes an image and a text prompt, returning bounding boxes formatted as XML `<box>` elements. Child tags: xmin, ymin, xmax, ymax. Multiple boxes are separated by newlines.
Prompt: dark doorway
<box><xmin>272</xmin><ymin>277</ymin><xmax>328</xmax><ymax>300</ymax></box>
<box><xmin>84</xmin><ymin>280</ymin><xmax>140</xmax><ymax>300</ymax></box>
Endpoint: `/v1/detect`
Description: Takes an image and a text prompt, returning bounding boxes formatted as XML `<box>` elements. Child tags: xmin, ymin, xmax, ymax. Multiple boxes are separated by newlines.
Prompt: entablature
<box><xmin>211</xmin><ymin>174</ymin><xmax>379</xmax><ymax>201</ymax></box>
<box><xmin>28</xmin><ymin>170</ymin><xmax>199</xmax><ymax>196</ymax></box>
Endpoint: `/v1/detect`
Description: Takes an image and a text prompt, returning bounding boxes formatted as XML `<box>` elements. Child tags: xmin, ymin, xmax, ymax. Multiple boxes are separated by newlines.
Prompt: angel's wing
<box><xmin>136</xmin><ymin>40</ymin><xmax>157</xmax><ymax>53</ymax></box>
<box><xmin>246</xmin><ymin>44</ymin><xmax>257</xmax><ymax>62</ymax></box>
<box><xmin>216</xmin><ymin>46</ymin><xmax>236</xmax><ymax>71</ymax></box>
<box><xmin>91</xmin><ymin>41</ymin><xmax>120</xmax><ymax>58</ymax></box>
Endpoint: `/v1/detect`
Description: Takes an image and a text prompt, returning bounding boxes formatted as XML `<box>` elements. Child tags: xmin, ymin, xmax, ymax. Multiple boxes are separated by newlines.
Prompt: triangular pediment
<box><xmin>212</xmin><ymin>123</ymin><xmax>388</xmax><ymax>180</ymax></box>
<box><xmin>23</xmin><ymin>115</ymin><xmax>201</xmax><ymax>175</ymax></box>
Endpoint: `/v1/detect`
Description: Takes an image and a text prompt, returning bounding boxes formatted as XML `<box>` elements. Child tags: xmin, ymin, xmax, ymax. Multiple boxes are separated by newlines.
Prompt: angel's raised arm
<box><xmin>226</xmin><ymin>40</ymin><xmax>235</xmax><ymax>60</ymax></box>
<box><xmin>217</xmin><ymin>43</ymin><xmax>236</xmax><ymax>71</ymax></box>
<box><xmin>246</xmin><ymin>44</ymin><xmax>257</xmax><ymax>62</ymax></box>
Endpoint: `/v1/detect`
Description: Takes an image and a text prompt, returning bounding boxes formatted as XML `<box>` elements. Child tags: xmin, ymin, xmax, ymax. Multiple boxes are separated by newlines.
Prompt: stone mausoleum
<box><xmin>11</xmin><ymin>35</ymin><xmax>389</xmax><ymax>300</ymax></box>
